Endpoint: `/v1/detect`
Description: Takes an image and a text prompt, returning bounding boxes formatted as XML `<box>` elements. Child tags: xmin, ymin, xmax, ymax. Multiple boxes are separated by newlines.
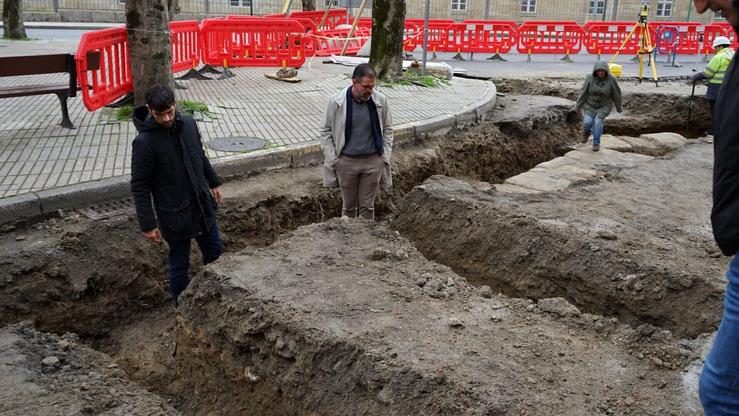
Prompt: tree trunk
<box><xmin>369</xmin><ymin>0</ymin><xmax>405</xmax><ymax>80</ymax></box>
<box><xmin>302</xmin><ymin>0</ymin><xmax>315</xmax><ymax>11</ymax></box>
<box><xmin>3</xmin><ymin>0</ymin><xmax>27</xmax><ymax>39</ymax></box>
<box><xmin>126</xmin><ymin>0</ymin><xmax>174</xmax><ymax>107</ymax></box>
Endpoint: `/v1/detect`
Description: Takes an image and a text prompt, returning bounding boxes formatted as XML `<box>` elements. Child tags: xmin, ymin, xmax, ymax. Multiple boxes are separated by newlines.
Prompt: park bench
<box><xmin>0</xmin><ymin>53</ymin><xmax>99</xmax><ymax>129</ymax></box>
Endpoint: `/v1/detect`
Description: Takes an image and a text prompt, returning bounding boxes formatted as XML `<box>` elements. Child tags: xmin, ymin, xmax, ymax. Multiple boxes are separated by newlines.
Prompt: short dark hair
<box><xmin>352</xmin><ymin>63</ymin><xmax>376</xmax><ymax>81</ymax></box>
<box><xmin>145</xmin><ymin>85</ymin><xmax>175</xmax><ymax>112</ymax></box>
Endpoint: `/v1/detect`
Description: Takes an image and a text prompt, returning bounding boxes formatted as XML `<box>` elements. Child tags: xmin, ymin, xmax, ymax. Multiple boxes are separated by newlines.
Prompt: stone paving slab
<box><xmin>0</xmin><ymin>51</ymin><xmax>495</xmax><ymax>222</ymax></box>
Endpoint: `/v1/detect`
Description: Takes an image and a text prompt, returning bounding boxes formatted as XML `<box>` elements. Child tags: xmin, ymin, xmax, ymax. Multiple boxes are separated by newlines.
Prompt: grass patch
<box><xmin>116</xmin><ymin>105</ymin><xmax>133</xmax><ymax>121</ymax></box>
<box><xmin>179</xmin><ymin>99</ymin><xmax>214</xmax><ymax>117</ymax></box>
<box><xmin>378</xmin><ymin>71</ymin><xmax>449</xmax><ymax>88</ymax></box>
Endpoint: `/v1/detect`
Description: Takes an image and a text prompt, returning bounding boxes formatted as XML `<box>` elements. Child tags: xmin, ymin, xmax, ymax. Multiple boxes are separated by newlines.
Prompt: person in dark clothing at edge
<box><xmin>130</xmin><ymin>85</ymin><xmax>223</xmax><ymax>306</ymax></box>
<box><xmin>693</xmin><ymin>1</ymin><xmax>739</xmax><ymax>414</ymax></box>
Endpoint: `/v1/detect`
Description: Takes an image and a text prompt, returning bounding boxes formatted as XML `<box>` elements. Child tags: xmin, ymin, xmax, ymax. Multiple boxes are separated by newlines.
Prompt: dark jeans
<box><xmin>165</xmin><ymin>221</ymin><xmax>222</xmax><ymax>301</ymax></box>
<box><xmin>700</xmin><ymin>255</ymin><xmax>739</xmax><ymax>414</ymax></box>
<box><xmin>709</xmin><ymin>99</ymin><xmax>716</xmax><ymax>135</ymax></box>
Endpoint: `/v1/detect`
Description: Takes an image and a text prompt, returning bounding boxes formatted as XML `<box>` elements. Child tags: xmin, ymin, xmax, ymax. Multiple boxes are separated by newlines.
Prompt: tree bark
<box><xmin>126</xmin><ymin>0</ymin><xmax>174</xmax><ymax>107</ymax></box>
<box><xmin>3</xmin><ymin>0</ymin><xmax>27</xmax><ymax>39</ymax></box>
<box><xmin>369</xmin><ymin>0</ymin><xmax>404</xmax><ymax>80</ymax></box>
<box><xmin>302</xmin><ymin>0</ymin><xmax>316</xmax><ymax>11</ymax></box>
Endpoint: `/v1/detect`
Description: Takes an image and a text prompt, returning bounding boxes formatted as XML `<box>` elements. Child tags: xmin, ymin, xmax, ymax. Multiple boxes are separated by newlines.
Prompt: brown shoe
<box><xmin>581</xmin><ymin>130</ymin><xmax>590</xmax><ymax>143</ymax></box>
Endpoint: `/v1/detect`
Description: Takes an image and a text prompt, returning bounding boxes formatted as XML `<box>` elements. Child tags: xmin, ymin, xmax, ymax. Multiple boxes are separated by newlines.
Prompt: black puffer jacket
<box><xmin>130</xmin><ymin>106</ymin><xmax>221</xmax><ymax>241</ymax></box>
<box><xmin>712</xmin><ymin>22</ymin><xmax>739</xmax><ymax>256</ymax></box>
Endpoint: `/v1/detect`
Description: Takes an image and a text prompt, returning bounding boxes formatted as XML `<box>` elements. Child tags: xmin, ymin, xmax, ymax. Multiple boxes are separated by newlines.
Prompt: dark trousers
<box><xmin>165</xmin><ymin>221</ymin><xmax>222</xmax><ymax>301</ymax></box>
<box><xmin>709</xmin><ymin>99</ymin><xmax>716</xmax><ymax>135</ymax></box>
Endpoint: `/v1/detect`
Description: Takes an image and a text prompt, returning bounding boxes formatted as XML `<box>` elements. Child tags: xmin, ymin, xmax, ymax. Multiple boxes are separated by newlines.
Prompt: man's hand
<box><xmin>143</xmin><ymin>228</ymin><xmax>162</xmax><ymax>244</ymax></box>
<box><xmin>211</xmin><ymin>187</ymin><xmax>222</xmax><ymax>204</ymax></box>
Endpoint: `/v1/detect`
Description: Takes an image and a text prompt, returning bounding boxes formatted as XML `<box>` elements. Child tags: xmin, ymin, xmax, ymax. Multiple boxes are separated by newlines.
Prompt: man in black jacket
<box><xmin>130</xmin><ymin>85</ymin><xmax>223</xmax><ymax>305</ymax></box>
<box><xmin>693</xmin><ymin>1</ymin><xmax>739</xmax><ymax>414</ymax></box>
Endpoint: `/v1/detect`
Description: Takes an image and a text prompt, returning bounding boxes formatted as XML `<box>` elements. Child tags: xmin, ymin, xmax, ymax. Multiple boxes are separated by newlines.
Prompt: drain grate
<box><xmin>78</xmin><ymin>198</ymin><xmax>134</xmax><ymax>220</ymax></box>
<box><xmin>208</xmin><ymin>137</ymin><xmax>268</xmax><ymax>152</ymax></box>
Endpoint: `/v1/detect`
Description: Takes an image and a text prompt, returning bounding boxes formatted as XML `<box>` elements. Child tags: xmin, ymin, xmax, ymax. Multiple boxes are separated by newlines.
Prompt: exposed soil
<box><xmin>0</xmin><ymin>77</ymin><xmax>720</xmax><ymax>415</ymax></box>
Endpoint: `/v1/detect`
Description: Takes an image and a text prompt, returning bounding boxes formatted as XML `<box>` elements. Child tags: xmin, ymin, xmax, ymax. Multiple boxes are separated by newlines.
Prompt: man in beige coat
<box><xmin>319</xmin><ymin>63</ymin><xmax>394</xmax><ymax>220</ymax></box>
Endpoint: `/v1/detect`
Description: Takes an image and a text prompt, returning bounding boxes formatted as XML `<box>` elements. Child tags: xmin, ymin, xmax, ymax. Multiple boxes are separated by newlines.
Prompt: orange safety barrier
<box><xmin>449</xmin><ymin>20</ymin><xmax>517</xmax><ymax>54</ymax></box>
<box><xmin>655</xmin><ymin>22</ymin><xmax>701</xmax><ymax>54</ymax></box>
<box><xmin>314</xmin><ymin>27</ymin><xmax>370</xmax><ymax>56</ymax></box>
<box><xmin>289</xmin><ymin>9</ymin><xmax>349</xmax><ymax>30</ymax></box>
<box><xmin>655</xmin><ymin>25</ymin><xmax>679</xmax><ymax>55</ymax></box>
<box><xmin>200</xmin><ymin>18</ymin><xmax>307</xmax><ymax>68</ymax></box>
<box><xmin>405</xmin><ymin>19</ymin><xmax>455</xmax><ymax>52</ymax></box>
<box><xmin>517</xmin><ymin>21</ymin><xmax>584</xmax><ymax>54</ymax></box>
<box><xmin>74</xmin><ymin>27</ymin><xmax>132</xmax><ymax>111</ymax></box>
<box><xmin>583</xmin><ymin>21</ymin><xmax>656</xmax><ymax>55</ymax></box>
<box><xmin>702</xmin><ymin>22</ymin><xmax>739</xmax><ymax>54</ymax></box>
<box><xmin>353</xmin><ymin>17</ymin><xmax>373</xmax><ymax>30</ymax></box>
<box><xmin>170</xmin><ymin>20</ymin><xmax>201</xmax><ymax>73</ymax></box>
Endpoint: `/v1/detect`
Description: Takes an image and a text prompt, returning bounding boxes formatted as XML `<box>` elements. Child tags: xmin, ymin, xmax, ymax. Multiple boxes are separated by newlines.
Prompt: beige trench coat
<box><xmin>318</xmin><ymin>86</ymin><xmax>394</xmax><ymax>190</ymax></box>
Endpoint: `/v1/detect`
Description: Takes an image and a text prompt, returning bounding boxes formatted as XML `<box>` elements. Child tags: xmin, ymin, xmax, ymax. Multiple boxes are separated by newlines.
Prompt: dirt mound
<box><xmin>0</xmin><ymin>322</ymin><xmax>179</xmax><ymax>415</ymax></box>
<box><xmin>172</xmin><ymin>218</ymin><xmax>703</xmax><ymax>416</ymax></box>
<box><xmin>392</xmin><ymin>140</ymin><xmax>725</xmax><ymax>338</ymax></box>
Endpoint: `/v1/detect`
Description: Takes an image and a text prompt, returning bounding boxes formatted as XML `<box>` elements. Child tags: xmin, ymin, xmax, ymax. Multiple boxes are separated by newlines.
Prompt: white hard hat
<box><xmin>713</xmin><ymin>36</ymin><xmax>731</xmax><ymax>49</ymax></box>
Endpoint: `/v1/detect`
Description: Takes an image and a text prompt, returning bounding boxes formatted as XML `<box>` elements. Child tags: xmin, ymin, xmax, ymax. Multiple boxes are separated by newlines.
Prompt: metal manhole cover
<box><xmin>208</xmin><ymin>137</ymin><xmax>267</xmax><ymax>152</ymax></box>
<box><xmin>78</xmin><ymin>198</ymin><xmax>134</xmax><ymax>220</ymax></box>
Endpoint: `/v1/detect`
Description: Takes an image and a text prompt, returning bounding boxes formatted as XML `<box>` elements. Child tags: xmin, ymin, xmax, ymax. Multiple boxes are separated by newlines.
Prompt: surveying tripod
<box><xmin>609</xmin><ymin>0</ymin><xmax>659</xmax><ymax>85</ymax></box>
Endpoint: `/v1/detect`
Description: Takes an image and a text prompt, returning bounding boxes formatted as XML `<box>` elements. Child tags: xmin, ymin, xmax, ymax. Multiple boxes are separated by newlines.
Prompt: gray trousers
<box><xmin>334</xmin><ymin>153</ymin><xmax>384</xmax><ymax>219</ymax></box>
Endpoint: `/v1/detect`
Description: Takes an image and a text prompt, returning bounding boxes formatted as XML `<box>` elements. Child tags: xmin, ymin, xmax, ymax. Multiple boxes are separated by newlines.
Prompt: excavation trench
<box><xmin>0</xmin><ymin>86</ymin><xmax>718</xmax><ymax>414</ymax></box>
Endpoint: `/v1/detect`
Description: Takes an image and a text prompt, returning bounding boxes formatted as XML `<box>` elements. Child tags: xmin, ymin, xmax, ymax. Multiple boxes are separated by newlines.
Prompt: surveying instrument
<box><xmin>609</xmin><ymin>0</ymin><xmax>659</xmax><ymax>85</ymax></box>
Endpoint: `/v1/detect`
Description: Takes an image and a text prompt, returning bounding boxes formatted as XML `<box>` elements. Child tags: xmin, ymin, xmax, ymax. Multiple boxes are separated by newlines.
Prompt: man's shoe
<box><xmin>593</xmin><ymin>143</ymin><xmax>600</xmax><ymax>152</ymax></box>
<box><xmin>581</xmin><ymin>130</ymin><xmax>590</xmax><ymax>143</ymax></box>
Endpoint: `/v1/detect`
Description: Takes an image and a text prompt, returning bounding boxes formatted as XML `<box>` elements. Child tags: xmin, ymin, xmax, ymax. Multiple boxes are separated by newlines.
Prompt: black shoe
<box><xmin>593</xmin><ymin>143</ymin><xmax>600</xmax><ymax>152</ymax></box>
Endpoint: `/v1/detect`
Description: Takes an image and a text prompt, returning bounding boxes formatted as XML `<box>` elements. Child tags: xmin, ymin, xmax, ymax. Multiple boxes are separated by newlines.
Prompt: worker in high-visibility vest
<box><xmin>693</xmin><ymin>36</ymin><xmax>736</xmax><ymax>135</ymax></box>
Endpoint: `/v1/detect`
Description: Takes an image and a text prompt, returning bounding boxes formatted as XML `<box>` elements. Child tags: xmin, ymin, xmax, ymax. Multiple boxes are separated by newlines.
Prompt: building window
<box><xmin>588</xmin><ymin>0</ymin><xmax>605</xmax><ymax>15</ymax></box>
<box><xmin>230</xmin><ymin>0</ymin><xmax>252</xmax><ymax>6</ymax></box>
<box><xmin>656</xmin><ymin>0</ymin><xmax>672</xmax><ymax>17</ymax></box>
<box><xmin>324</xmin><ymin>0</ymin><xmax>339</xmax><ymax>6</ymax></box>
<box><xmin>520</xmin><ymin>0</ymin><xmax>536</xmax><ymax>13</ymax></box>
<box><xmin>451</xmin><ymin>0</ymin><xmax>467</xmax><ymax>11</ymax></box>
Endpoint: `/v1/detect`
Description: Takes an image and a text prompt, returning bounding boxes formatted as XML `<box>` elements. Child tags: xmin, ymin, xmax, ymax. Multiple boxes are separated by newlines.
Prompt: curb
<box><xmin>0</xmin><ymin>79</ymin><xmax>496</xmax><ymax>226</ymax></box>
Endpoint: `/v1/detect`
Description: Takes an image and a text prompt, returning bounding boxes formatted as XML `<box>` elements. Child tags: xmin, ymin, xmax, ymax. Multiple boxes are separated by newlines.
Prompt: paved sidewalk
<box><xmin>0</xmin><ymin>38</ymin><xmax>496</xmax><ymax>222</ymax></box>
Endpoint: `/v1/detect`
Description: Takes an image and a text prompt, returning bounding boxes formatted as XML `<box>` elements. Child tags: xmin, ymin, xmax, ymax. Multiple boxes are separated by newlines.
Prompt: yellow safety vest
<box><xmin>705</xmin><ymin>47</ymin><xmax>736</xmax><ymax>85</ymax></box>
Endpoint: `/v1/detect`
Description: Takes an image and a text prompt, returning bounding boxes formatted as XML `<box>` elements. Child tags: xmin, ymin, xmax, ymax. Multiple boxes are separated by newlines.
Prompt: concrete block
<box><xmin>599</xmin><ymin>134</ymin><xmax>633</xmax><ymax>152</ymax></box>
<box><xmin>565</xmin><ymin>148</ymin><xmax>653</xmax><ymax>168</ymax></box>
<box><xmin>618</xmin><ymin>135</ymin><xmax>663</xmax><ymax>156</ymax></box>
<box><xmin>214</xmin><ymin>147</ymin><xmax>292</xmax><ymax>179</ymax></box>
<box><xmin>505</xmin><ymin>171</ymin><xmax>572</xmax><ymax>192</ymax></box>
<box><xmin>413</xmin><ymin>114</ymin><xmax>455</xmax><ymax>139</ymax></box>
<box><xmin>640</xmin><ymin>132</ymin><xmax>688</xmax><ymax>152</ymax></box>
<box><xmin>454</xmin><ymin>106</ymin><xmax>478</xmax><ymax>129</ymax></box>
<box><xmin>393</xmin><ymin>123</ymin><xmax>416</xmax><ymax>144</ymax></box>
<box><xmin>0</xmin><ymin>193</ymin><xmax>42</xmax><ymax>226</ymax></box>
<box><xmin>36</xmin><ymin>176</ymin><xmax>130</xmax><ymax>215</ymax></box>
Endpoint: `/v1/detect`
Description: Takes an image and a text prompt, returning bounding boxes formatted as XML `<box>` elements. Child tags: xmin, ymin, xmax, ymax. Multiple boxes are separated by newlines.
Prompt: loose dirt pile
<box><xmin>0</xmin><ymin>322</ymin><xmax>178</xmax><ymax>415</ymax></box>
<box><xmin>175</xmin><ymin>218</ymin><xmax>704</xmax><ymax>416</ymax></box>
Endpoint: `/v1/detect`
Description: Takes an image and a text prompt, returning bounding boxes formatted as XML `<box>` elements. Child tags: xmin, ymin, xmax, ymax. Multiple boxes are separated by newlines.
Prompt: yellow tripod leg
<box><xmin>638</xmin><ymin>53</ymin><xmax>644</xmax><ymax>80</ymax></box>
<box><xmin>610</xmin><ymin>24</ymin><xmax>639</xmax><ymax>65</ymax></box>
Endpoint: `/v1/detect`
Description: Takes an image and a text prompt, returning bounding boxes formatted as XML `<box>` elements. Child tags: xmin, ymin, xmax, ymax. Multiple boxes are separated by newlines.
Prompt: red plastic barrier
<box><xmin>289</xmin><ymin>9</ymin><xmax>349</xmax><ymax>30</ymax></box>
<box><xmin>314</xmin><ymin>27</ymin><xmax>370</xmax><ymax>56</ymax></box>
<box><xmin>583</xmin><ymin>21</ymin><xmax>656</xmax><ymax>55</ymax></box>
<box><xmin>232</xmin><ymin>14</ymin><xmax>319</xmax><ymax>56</ymax></box>
<box><xmin>655</xmin><ymin>22</ymin><xmax>701</xmax><ymax>54</ymax></box>
<box><xmin>200</xmin><ymin>18</ymin><xmax>307</xmax><ymax>68</ymax></box>
<box><xmin>517</xmin><ymin>21</ymin><xmax>584</xmax><ymax>54</ymax></box>
<box><xmin>448</xmin><ymin>20</ymin><xmax>517</xmax><ymax>54</ymax></box>
<box><xmin>74</xmin><ymin>27</ymin><xmax>132</xmax><ymax>111</ymax></box>
<box><xmin>404</xmin><ymin>19</ymin><xmax>455</xmax><ymax>52</ymax></box>
<box><xmin>170</xmin><ymin>20</ymin><xmax>200</xmax><ymax>73</ymax></box>
<box><xmin>702</xmin><ymin>22</ymin><xmax>739</xmax><ymax>54</ymax></box>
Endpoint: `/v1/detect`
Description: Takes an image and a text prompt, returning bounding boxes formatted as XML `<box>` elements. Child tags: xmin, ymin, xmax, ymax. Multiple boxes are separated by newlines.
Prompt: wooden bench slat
<box><xmin>0</xmin><ymin>84</ymin><xmax>73</xmax><ymax>99</ymax></box>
